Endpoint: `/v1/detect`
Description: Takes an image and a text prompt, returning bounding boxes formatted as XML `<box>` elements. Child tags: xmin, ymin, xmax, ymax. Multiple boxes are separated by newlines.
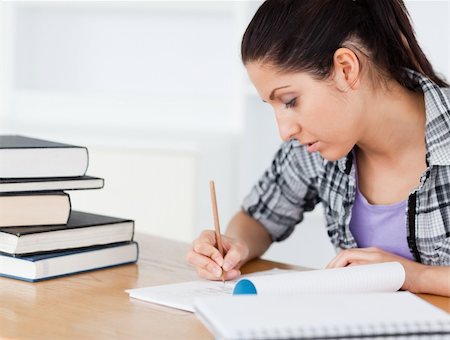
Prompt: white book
<box><xmin>0</xmin><ymin>191</ymin><xmax>71</xmax><ymax>227</ymax></box>
<box><xmin>194</xmin><ymin>292</ymin><xmax>450</xmax><ymax>339</ymax></box>
<box><xmin>0</xmin><ymin>135</ymin><xmax>88</xmax><ymax>178</ymax></box>
<box><xmin>0</xmin><ymin>175</ymin><xmax>104</xmax><ymax>193</ymax></box>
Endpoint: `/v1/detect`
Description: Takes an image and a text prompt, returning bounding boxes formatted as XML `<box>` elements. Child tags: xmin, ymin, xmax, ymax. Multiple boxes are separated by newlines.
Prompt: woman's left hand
<box><xmin>326</xmin><ymin>247</ymin><xmax>426</xmax><ymax>293</ymax></box>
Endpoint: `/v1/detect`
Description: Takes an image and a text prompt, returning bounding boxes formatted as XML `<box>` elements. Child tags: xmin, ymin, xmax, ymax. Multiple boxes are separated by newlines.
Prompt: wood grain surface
<box><xmin>1</xmin><ymin>233</ymin><xmax>448</xmax><ymax>339</ymax></box>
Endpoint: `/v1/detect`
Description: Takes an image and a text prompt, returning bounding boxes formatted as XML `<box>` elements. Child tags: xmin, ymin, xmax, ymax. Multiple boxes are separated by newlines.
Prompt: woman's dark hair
<box><xmin>241</xmin><ymin>0</ymin><xmax>448</xmax><ymax>90</ymax></box>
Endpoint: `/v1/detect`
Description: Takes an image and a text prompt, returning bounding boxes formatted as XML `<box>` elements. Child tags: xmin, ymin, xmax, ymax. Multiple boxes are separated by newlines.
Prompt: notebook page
<box><xmin>242</xmin><ymin>262</ymin><xmax>405</xmax><ymax>294</ymax></box>
<box><xmin>128</xmin><ymin>280</ymin><xmax>233</xmax><ymax>312</ymax></box>
<box><xmin>126</xmin><ymin>268</ymin><xmax>291</xmax><ymax>312</ymax></box>
<box><xmin>194</xmin><ymin>292</ymin><xmax>450</xmax><ymax>339</ymax></box>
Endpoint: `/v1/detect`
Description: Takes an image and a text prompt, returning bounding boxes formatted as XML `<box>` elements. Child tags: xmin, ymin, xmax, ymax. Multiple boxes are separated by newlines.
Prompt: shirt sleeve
<box><xmin>436</xmin><ymin>237</ymin><xmax>450</xmax><ymax>265</ymax></box>
<box><xmin>242</xmin><ymin>140</ymin><xmax>321</xmax><ymax>242</ymax></box>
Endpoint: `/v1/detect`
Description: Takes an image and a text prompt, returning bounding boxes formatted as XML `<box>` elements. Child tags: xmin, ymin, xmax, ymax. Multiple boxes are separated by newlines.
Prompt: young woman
<box><xmin>187</xmin><ymin>0</ymin><xmax>450</xmax><ymax>296</ymax></box>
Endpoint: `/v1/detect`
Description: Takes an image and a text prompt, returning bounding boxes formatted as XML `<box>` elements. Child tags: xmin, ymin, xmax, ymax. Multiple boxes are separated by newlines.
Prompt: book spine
<box><xmin>83</xmin><ymin>147</ymin><xmax>89</xmax><ymax>176</ymax></box>
<box><xmin>65</xmin><ymin>192</ymin><xmax>72</xmax><ymax>224</ymax></box>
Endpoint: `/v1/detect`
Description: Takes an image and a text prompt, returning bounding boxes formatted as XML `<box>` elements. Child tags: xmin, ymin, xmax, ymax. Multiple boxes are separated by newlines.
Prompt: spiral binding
<box><xmin>234</xmin><ymin>320</ymin><xmax>450</xmax><ymax>339</ymax></box>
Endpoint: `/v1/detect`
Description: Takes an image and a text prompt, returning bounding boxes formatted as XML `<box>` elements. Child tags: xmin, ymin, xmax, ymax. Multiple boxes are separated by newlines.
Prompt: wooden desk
<box><xmin>1</xmin><ymin>234</ymin><xmax>449</xmax><ymax>339</ymax></box>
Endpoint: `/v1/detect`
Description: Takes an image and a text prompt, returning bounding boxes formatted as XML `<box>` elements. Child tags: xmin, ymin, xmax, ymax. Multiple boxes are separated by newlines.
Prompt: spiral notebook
<box><xmin>194</xmin><ymin>292</ymin><xmax>450</xmax><ymax>339</ymax></box>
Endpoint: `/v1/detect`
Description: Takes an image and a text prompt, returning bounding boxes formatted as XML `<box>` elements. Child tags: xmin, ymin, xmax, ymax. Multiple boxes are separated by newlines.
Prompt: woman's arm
<box><xmin>326</xmin><ymin>247</ymin><xmax>450</xmax><ymax>296</ymax></box>
<box><xmin>222</xmin><ymin>209</ymin><xmax>273</xmax><ymax>271</ymax></box>
<box><xmin>416</xmin><ymin>264</ymin><xmax>450</xmax><ymax>296</ymax></box>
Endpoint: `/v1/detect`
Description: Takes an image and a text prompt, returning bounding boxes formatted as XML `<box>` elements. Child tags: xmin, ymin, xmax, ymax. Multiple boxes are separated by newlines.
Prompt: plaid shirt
<box><xmin>242</xmin><ymin>70</ymin><xmax>450</xmax><ymax>266</ymax></box>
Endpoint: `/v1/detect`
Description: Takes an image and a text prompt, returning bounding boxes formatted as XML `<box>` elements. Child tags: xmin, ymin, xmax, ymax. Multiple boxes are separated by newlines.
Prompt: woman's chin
<box><xmin>319</xmin><ymin>147</ymin><xmax>350</xmax><ymax>162</ymax></box>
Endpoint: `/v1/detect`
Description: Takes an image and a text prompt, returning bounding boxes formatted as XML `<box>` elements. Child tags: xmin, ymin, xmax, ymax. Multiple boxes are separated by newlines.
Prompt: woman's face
<box><xmin>246</xmin><ymin>62</ymin><xmax>365</xmax><ymax>161</ymax></box>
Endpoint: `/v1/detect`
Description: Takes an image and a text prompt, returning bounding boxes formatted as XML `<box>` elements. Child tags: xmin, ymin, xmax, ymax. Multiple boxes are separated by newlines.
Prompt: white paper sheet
<box><xmin>243</xmin><ymin>262</ymin><xmax>405</xmax><ymax>295</ymax></box>
<box><xmin>126</xmin><ymin>268</ymin><xmax>290</xmax><ymax>312</ymax></box>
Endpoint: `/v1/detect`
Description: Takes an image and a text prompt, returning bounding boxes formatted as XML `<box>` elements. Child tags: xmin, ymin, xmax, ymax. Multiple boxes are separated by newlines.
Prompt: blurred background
<box><xmin>0</xmin><ymin>0</ymin><xmax>448</xmax><ymax>268</ymax></box>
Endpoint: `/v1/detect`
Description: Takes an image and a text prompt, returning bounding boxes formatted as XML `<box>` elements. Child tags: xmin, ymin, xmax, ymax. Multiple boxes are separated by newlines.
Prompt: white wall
<box><xmin>0</xmin><ymin>1</ymin><xmax>448</xmax><ymax>269</ymax></box>
<box><xmin>10</xmin><ymin>2</ymin><xmax>240</xmax><ymax>132</ymax></box>
<box><xmin>1</xmin><ymin>1</ymin><xmax>245</xmax><ymax>244</ymax></box>
<box><xmin>406</xmin><ymin>0</ymin><xmax>449</xmax><ymax>78</ymax></box>
<box><xmin>0</xmin><ymin>3</ymin><xmax>12</xmax><ymax>127</ymax></box>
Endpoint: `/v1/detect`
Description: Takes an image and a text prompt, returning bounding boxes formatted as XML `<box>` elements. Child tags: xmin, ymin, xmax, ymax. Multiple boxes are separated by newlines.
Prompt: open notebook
<box><xmin>126</xmin><ymin>268</ymin><xmax>290</xmax><ymax>312</ymax></box>
<box><xmin>127</xmin><ymin>262</ymin><xmax>405</xmax><ymax>312</ymax></box>
<box><xmin>194</xmin><ymin>292</ymin><xmax>450</xmax><ymax>339</ymax></box>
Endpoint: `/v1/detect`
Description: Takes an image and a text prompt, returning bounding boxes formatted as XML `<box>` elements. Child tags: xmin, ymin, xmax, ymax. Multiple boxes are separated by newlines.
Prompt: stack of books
<box><xmin>0</xmin><ymin>135</ymin><xmax>138</xmax><ymax>282</ymax></box>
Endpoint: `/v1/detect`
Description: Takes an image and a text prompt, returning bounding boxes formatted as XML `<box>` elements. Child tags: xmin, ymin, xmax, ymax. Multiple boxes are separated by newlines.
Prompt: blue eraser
<box><xmin>233</xmin><ymin>279</ymin><xmax>257</xmax><ymax>295</ymax></box>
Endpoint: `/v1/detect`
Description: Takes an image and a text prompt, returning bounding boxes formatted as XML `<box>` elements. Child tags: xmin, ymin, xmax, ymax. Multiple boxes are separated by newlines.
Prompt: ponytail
<box><xmin>356</xmin><ymin>0</ymin><xmax>448</xmax><ymax>88</ymax></box>
<box><xmin>241</xmin><ymin>0</ymin><xmax>448</xmax><ymax>91</ymax></box>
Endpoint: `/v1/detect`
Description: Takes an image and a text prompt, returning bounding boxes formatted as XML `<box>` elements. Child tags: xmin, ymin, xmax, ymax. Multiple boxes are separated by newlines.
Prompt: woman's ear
<box><xmin>332</xmin><ymin>47</ymin><xmax>361</xmax><ymax>92</ymax></box>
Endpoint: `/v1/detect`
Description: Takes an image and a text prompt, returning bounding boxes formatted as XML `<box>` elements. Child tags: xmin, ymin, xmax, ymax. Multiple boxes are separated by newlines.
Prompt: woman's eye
<box><xmin>284</xmin><ymin>98</ymin><xmax>297</xmax><ymax>109</ymax></box>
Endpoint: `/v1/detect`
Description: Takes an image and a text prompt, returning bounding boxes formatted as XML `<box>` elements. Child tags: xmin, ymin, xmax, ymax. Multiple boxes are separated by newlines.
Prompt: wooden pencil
<box><xmin>209</xmin><ymin>180</ymin><xmax>225</xmax><ymax>282</ymax></box>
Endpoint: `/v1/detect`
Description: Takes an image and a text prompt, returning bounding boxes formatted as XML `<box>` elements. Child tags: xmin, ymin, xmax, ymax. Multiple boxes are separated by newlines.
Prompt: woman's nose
<box><xmin>275</xmin><ymin>114</ymin><xmax>301</xmax><ymax>142</ymax></box>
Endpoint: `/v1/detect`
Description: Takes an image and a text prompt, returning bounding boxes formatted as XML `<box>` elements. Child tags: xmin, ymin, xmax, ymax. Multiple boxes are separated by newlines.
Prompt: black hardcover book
<box><xmin>0</xmin><ymin>210</ymin><xmax>135</xmax><ymax>255</ymax></box>
<box><xmin>0</xmin><ymin>191</ymin><xmax>71</xmax><ymax>227</ymax></box>
<box><xmin>0</xmin><ymin>175</ymin><xmax>104</xmax><ymax>193</ymax></box>
<box><xmin>0</xmin><ymin>135</ymin><xmax>89</xmax><ymax>178</ymax></box>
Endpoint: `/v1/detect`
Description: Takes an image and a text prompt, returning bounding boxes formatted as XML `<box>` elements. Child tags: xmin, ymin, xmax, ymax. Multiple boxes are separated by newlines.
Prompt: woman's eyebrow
<box><xmin>269</xmin><ymin>85</ymin><xmax>291</xmax><ymax>100</ymax></box>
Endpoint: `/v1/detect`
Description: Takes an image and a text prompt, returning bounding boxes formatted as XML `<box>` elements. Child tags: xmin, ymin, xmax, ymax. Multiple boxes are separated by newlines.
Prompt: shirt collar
<box><xmin>406</xmin><ymin>69</ymin><xmax>450</xmax><ymax>166</ymax></box>
<box><xmin>337</xmin><ymin>151</ymin><xmax>354</xmax><ymax>174</ymax></box>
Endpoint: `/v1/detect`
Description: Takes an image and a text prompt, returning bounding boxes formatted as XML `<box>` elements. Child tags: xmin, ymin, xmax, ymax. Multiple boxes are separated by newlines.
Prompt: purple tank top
<box><xmin>349</xmin><ymin>162</ymin><xmax>414</xmax><ymax>260</ymax></box>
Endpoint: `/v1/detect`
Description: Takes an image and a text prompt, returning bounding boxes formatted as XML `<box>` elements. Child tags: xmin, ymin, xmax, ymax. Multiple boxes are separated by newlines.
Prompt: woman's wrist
<box><xmin>406</xmin><ymin>261</ymin><xmax>427</xmax><ymax>293</ymax></box>
<box><xmin>409</xmin><ymin>263</ymin><xmax>450</xmax><ymax>296</ymax></box>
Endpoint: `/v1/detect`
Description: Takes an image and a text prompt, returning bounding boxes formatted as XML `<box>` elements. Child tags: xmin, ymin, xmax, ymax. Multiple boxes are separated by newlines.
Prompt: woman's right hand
<box><xmin>186</xmin><ymin>230</ymin><xmax>249</xmax><ymax>281</ymax></box>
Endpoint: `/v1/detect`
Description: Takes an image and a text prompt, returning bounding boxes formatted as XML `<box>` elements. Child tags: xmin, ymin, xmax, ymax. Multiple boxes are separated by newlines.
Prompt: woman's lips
<box><xmin>306</xmin><ymin>141</ymin><xmax>319</xmax><ymax>153</ymax></box>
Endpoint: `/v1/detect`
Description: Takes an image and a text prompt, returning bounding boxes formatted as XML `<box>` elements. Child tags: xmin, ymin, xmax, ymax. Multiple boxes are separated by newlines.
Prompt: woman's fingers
<box><xmin>187</xmin><ymin>230</ymin><xmax>228</xmax><ymax>278</ymax></box>
<box><xmin>222</xmin><ymin>269</ymin><xmax>241</xmax><ymax>281</ymax></box>
<box><xmin>195</xmin><ymin>267</ymin><xmax>241</xmax><ymax>281</ymax></box>
<box><xmin>326</xmin><ymin>247</ymin><xmax>390</xmax><ymax>268</ymax></box>
<box><xmin>196</xmin><ymin>267</ymin><xmax>222</xmax><ymax>281</ymax></box>
<box><xmin>192</xmin><ymin>240</ymin><xmax>224</xmax><ymax>266</ymax></box>
<box><xmin>193</xmin><ymin>230</ymin><xmax>224</xmax><ymax>266</ymax></box>
<box><xmin>188</xmin><ymin>230</ymin><xmax>248</xmax><ymax>281</ymax></box>
<box><xmin>186</xmin><ymin>250</ymin><xmax>223</xmax><ymax>277</ymax></box>
<box><xmin>222</xmin><ymin>244</ymin><xmax>246</xmax><ymax>271</ymax></box>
